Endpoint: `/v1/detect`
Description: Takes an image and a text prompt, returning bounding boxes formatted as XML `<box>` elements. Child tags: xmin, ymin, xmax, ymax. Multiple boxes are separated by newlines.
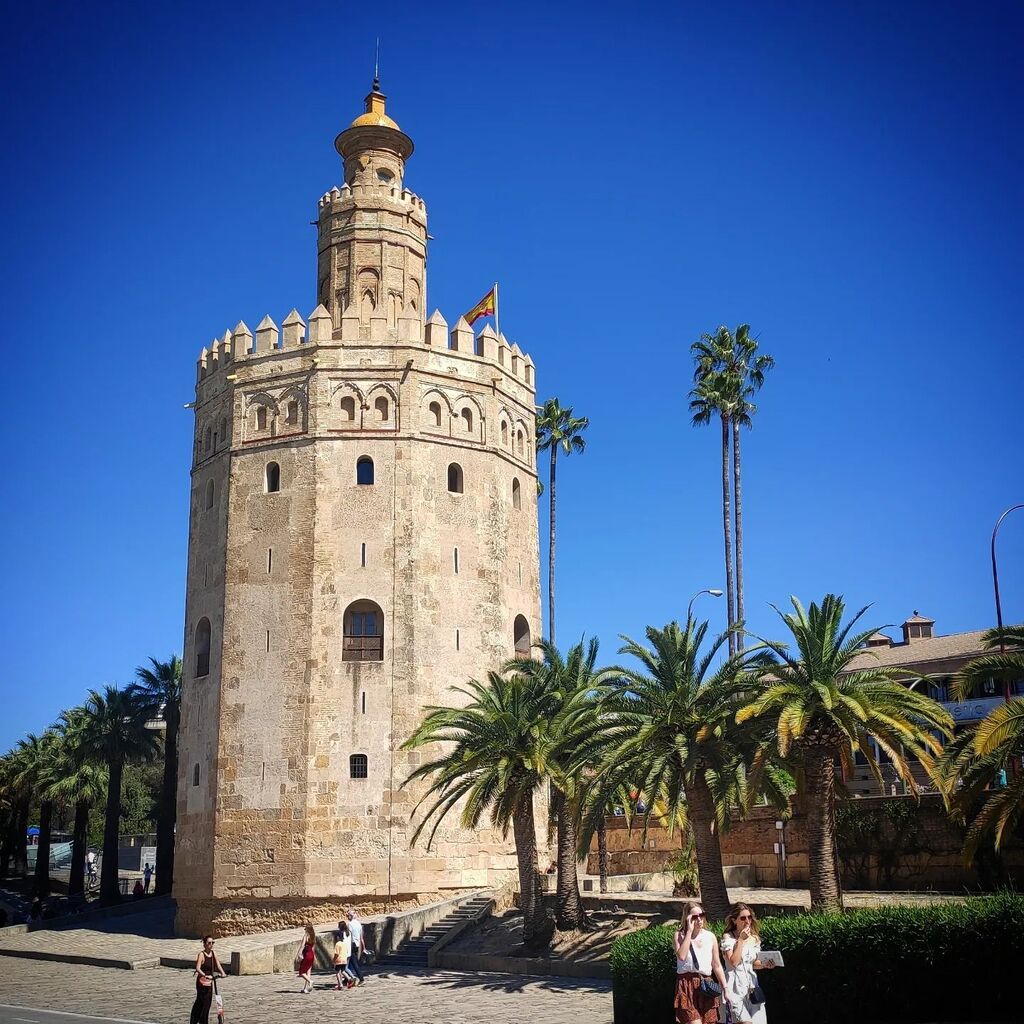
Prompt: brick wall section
<box><xmin>588</xmin><ymin>797</ymin><xmax>1024</xmax><ymax>890</ymax></box>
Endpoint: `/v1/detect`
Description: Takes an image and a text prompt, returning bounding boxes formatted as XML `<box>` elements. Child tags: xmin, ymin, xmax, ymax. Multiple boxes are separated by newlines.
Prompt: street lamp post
<box><xmin>687</xmin><ymin>588</ymin><xmax>724</xmax><ymax>622</ymax></box>
<box><xmin>991</xmin><ymin>504</ymin><xmax>1024</xmax><ymax>700</ymax></box>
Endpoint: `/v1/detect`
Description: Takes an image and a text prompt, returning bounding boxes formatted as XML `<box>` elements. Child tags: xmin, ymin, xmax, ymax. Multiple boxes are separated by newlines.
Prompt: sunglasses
<box><xmin>737</xmin><ymin>914</ymin><xmax>752</xmax><ymax>921</ymax></box>
<box><xmin>689</xmin><ymin>913</ymin><xmax>705</xmax><ymax>921</ymax></box>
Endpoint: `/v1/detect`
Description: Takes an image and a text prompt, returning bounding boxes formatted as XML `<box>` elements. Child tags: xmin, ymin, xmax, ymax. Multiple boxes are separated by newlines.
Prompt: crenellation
<box><xmin>308</xmin><ymin>304</ymin><xmax>332</xmax><ymax>343</ymax></box>
<box><xmin>450</xmin><ymin>315</ymin><xmax>473</xmax><ymax>353</ymax></box>
<box><xmin>254</xmin><ymin>315</ymin><xmax>278</xmax><ymax>353</ymax></box>
<box><xmin>424</xmin><ymin>309</ymin><xmax>447</xmax><ymax>347</ymax></box>
<box><xmin>231</xmin><ymin>321</ymin><xmax>252</xmax><ymax>360</ymax></box>
<box><xmin>281</xmin><ymin>309</ymin><xmax>306</xmax><ymax>348</ymax></box>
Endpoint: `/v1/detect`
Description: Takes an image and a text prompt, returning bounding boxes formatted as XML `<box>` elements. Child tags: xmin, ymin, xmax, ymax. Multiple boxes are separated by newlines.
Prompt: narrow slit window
<box><xmin>266</xmin><ymin>462</ymin><xmax>281</xmax><ymax>493</ymax></box>
<box><xmin>360</xmin><ymin>542</ymin><xmax>366</xmax><ymax>568</ymax></box>
<box><xmin>512</xmin><ymin>477</ymin><xmax>521</xmax><ymax>510</ymax></box>
<box><xmin>286</xmin><ymin>400</ymin><xmax>298</xmax><ymax>425</ymax></box>
<box><xmin>205</xmin><ymin>479</ymin><xmax>215</xmax><ymax>509</ymax></box>
<box><xmin>267</xmin><ymin>548</ymin><xmax>273</xmax><ymax>573</ymax></box>
<box><xmin>192</xmin><ymin>764</ymin><xmax>200</xmax><ymax>787</ymax></box>
<box><xmin>256</xmin><ymin>406</ymin><xmax>268</xmax><ymax>431</ymax></box>
<box><xmin>266</xmin><ymin>629</ymin><xmax>271</xmax><ymax>653</ymax></box>
<box><xmin>204</xmin><ymin>563</ymin><xmax>209</xmax><ymax>587</ymax></box>
<box><xmin>454</xmin><ymin>547</ymin><xmax>459</xmax><ymax>574</ymax></box>
<box><xmin>447</xmin><ymin>463</ymin><xmax>464</xmax><ymax>493</ymax></box>
<box><xmin>456</xmin><ymin>628</ymin><xmax>460</xmax><ymax>651</ymax></box>
<box><xmin>361</xmin><ymin>692</ymin><xmax>366</xmax><ymax>714</ymax></box>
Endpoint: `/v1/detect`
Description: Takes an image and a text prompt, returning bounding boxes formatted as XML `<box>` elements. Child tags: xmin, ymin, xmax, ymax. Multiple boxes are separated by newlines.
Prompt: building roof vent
<box><xmin>866</xmin><ymin>631</ymin><xmax>893</xmax><ymax>648</ymax></box>
<box><xmin>901</xmin><ymin>611</ymin><xmax>935</xmax><ymax>644</ymax></box>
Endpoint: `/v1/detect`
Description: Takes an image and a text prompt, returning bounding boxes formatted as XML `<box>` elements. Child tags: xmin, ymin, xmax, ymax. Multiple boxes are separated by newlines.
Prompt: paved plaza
<box><xmin>0</xmin><ymin>959</ymin><xmax>612</xmax><ymax>1024</ymax></box>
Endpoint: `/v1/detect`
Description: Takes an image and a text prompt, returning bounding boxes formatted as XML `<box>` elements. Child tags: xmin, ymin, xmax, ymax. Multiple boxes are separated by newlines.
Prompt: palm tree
<box><xmin>690</xmin><ymin>346</ymin><xmax>737</xmax><ymax>654</ymax></box>
<box><xmin>690</xmin><ymin>326</ymin><xmax>774</xmax><ymax>654</ymax></box>
<box><xmin>937</xmin><ymin>624</ymin><xmax>1024</xmax><ymax>856</ymax></box>
<box><xmin>587</xmin><ymin>619</ymin><xmax>766</xmax><ymax>923</ymax></box>
<box><xmin>403</xmin><ymin>670</ymin><xmax>560</xmax><ymax>946</ymax></box>
<box><xmin>47</xmin><ymin>708</ymin><xmax>108</xmax><ymax>896</ymax></box>
<box><xmin>0</xmin><ymin>749</ymin><xmax>31</xmax><ymax>878</ymax></box>
<box><xmin>535</xmin><ymin>399</ymin><xmax>589</xmax><ymax>644</ymax></box>
<box><xmin>505</xmin><ymin>638</ymin><xmax>616</xmax><ymax>931</ymax></box>
<box><xmin>737</xmin><ymin>595</ymin><xmax>954</xmax><ymax>911</ymax></box>
<box><xmin>12</xmin><ymin>731</ymin><xmax>59</xmax><ymax>897</ymax></box>
<box><xmin>78</xmin><ymin>686</ymin><xmax>159</xmax><ymax>903</ymax></box>
<box><xmin>128</xmin><ymin>655</ymin><xmax>182</xmax><ymax>895</ymax></box>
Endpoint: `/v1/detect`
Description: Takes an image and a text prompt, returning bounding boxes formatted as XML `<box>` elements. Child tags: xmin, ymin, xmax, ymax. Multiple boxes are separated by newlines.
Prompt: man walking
<box><xmin>143</xmin><ymin>862</ymin><xmax>153</xmax><ymax>894</ymax></box>
<box><xmin>345</xmin><ymin>909</ymin><xmax>366</xmax><ymax>986</ymax></box>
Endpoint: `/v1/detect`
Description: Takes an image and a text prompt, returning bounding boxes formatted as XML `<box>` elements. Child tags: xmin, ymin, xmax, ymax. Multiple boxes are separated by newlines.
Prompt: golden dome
<box><xmin>349</xmin><ymin>110</ymin><xmax>401</xmax><ymax>130</ymax></box>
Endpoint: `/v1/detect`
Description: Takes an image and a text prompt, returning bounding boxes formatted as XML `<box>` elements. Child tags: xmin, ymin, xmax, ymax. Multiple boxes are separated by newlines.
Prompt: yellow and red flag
<box><xmin>465</xmin><ymin>285</ymin><xmax>497</xmax><ymax>326</ymax></box>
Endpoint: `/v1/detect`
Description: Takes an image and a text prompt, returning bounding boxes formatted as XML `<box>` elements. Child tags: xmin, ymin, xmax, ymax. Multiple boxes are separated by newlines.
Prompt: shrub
<box><xmin>609</xmin><ymin>892</ymin><xmax>1024</xmax><ymax>1024</ymax></box>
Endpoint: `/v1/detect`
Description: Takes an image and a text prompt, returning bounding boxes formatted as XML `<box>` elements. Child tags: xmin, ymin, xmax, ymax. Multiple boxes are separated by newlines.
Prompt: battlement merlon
<box><xmin>193</xmin><ymin>304</ymin><xmax>536</xmax><ymax>396</ymax></box>
<box><xmin>317</xmin><ymin>182</ymin><xmax>427</xmax><ymax>228</ymax></box>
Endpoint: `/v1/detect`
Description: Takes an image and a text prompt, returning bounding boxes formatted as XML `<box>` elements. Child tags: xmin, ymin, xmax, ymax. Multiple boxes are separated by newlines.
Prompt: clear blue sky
<box><xmin>1</xmin><ymin>0</ymin><xmax>1021</xmax><ymax>751</ymax></box>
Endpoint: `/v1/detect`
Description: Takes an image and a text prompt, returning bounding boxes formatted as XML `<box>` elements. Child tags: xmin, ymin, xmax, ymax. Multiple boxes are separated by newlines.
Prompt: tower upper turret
<box><xmin>318</xmin><ymin>81</ymin><xmax>426</xmax><ymax>333</ymax></box>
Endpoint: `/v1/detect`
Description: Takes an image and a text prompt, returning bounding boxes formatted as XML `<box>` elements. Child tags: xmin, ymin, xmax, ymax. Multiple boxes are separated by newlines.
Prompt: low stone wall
<box><xmin>230</xmin><ymin>890</ymin><xmax>484</xmax><ymax>975</ymax></box>
<box><xmin>433</xmin><ymin>948</ymin><xmax>610</xmax><ymax>979</ymax></box>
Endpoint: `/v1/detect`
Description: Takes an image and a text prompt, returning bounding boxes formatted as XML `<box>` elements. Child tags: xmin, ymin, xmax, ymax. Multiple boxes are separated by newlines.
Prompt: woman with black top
<box><xmin>190</xmin><ymin>935</ymin><xmax>226</xmax><ymax>1024</ymax></box>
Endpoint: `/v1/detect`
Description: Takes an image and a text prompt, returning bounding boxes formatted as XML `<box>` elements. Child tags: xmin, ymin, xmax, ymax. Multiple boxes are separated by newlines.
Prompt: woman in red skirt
<box><xmin>673</xmin><ymin>901</ymin><xmax>728</xmax><ymax>1024</ymax></box>
<box><xmin>297</xmin><ymin>923</ymin><xmax>317</xmax><ymax>994</ymax></box>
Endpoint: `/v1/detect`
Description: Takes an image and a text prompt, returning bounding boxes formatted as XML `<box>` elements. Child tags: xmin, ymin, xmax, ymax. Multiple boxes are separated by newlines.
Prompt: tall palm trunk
<box><xmin>684</xmin><ymin>775</ymin><xmax>730</xmax><ymax>923</ymax></box>
<box><xmin>731</xmin><ymin>417</ymin><xmax>744</xmax><ymax>651</ymax></box>
<box><xmin>804</xmin><ymin>748</ymin><xmax>842</xmax><ymax>911</ymax></box>
<box><xmin>100</xmin><ymin>758</ymin><xmax>123</xmax><ymax>904</ymax></box>
<box><xmin>512</xmin><ymin>793</ymin><xmax>542</xmax><ymax>944</ymax></box>
<box><xmin>548</xmin><ymin>446</ymin><xmax>557</xmax><ymax>644</ymax></box>
<box><xmin>156</xmin><ymin>702</ymin><xmax>179</xmax><ymax>895</ymax></box>
<box><xmin>597</xmin><ymin>816</ymin><xmax>609</xmax><ymax>894</ymax></box>
<box><xmin>13</xmin><ymin>801</ymin><xmax>29</xmax><ymax>875</ymax></box>
<box><xmin>68</xmin><ymin>800</ymin><xmax>90</xmax><ymax>896</ymax></box>
<box><xmin>555</xmin><ymin>795</ymin><xmax>585</xmax><ymax>930</ymax></box>
<box><xmin>720</xmin><ymin>413</ymin><xmax>736</xmax><ymax>655</ymax></box>
<box><xmin>33</xmin><ymin>801</ymin><xmax>53</xmax><ymax>896</ymax></box>
<box><xmin>0</xmin><ymin>817</ymin><xmax>11</xmax><ymax>879</ymax></box>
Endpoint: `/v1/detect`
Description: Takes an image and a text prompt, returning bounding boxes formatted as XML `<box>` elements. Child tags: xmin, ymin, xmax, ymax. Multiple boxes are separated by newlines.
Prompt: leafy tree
<box><xmin>12</xmin><ymin>731</ymin><xmax>59</xmax><ymax>896</ymax></box>
<box><xmin>938</xmin><ymin>624</ymin><xmax>1024</xmax><ymax>857</ymax></box>
<box><xmin>78</xmin><ymin>686</ymin><xmax>159</xmax><ymax>903</ymax></box>
<box><xmin>738</xmin><ymin>595</ymin><xmax>953</xmax><ymax>911</ymax></box>
<box><xmin>403</xmin><ymin>671</ymin><xmax>563</xmax><ymax>946</ymax></box>
<box><xmin>128</xmin><ymin>655</ymin><xmax>182</xmax><ymax>894</ymax></box>
<box><xmin>505</xmin><ymin>638</ymin><xmax>616</xmax><ymax>930</ymax></box>
<box><xmin>588</xmin><ymin>618</ymin><xmax>767</xmax><ymax>923</ymax></box>
<box><xmin>535</xmin><ymin>398</ymin><xmax>588</xmax><ymax>644</ymax></box>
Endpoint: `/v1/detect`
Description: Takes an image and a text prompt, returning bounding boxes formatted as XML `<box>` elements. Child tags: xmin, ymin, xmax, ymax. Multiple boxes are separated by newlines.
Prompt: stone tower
<box><xmin>174</xmin><ymin>82</ymin><xmax>542</xmax><ymax>936</ymax></box>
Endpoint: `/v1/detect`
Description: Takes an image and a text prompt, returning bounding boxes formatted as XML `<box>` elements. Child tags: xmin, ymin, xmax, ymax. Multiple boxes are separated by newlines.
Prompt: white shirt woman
<box><xmin>720</xmin><ymin>903</ymin><xmax>775</xmax><ymax>1024</ymax></box>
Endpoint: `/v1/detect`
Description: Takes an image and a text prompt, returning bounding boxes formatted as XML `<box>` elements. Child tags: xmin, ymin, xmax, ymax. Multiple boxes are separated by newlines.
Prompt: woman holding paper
<box><xmin>721</xmin><ymin>903</ymin><xmax>776</xmax><ymax>1024</ymax></box>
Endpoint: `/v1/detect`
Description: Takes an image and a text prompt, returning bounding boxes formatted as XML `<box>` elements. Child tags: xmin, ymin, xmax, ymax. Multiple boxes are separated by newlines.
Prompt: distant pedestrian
<box><xmin>29</xmin><ymin>896</ymin><xmax>42</xmax><ymax>921</ymax></box>
<box><xmin>345</xmin><ymin>909</ymin><xmax>366</xmax><ymax>986</ymax></box>
<box><xmin>673</xmin><ymin>900</ymin><xmax>727</xmax><ymax>1024</ymax></box>
<box><xmin>132</xmin><ymin>879</ymin><xmax>144</xmax><ymax>900</ymax></box>
<box><xmin>86</xmin><ymin>849</ymin><xmax>97</xmax><ymax>887</ymax></box>
<box><xmin>721</xmin><ymin>903</ymin><xmax>775</xmax><ymax>1024</ymax></box>
<box><xmin>333</xmin><ymin>920</ymin><xmax>355</xmax><ymax>990</ymax></box>
<box><xmin>296</xmin><ymin>923</ymin><xmax>316</xmax><ymax>994</ymax></box>
<box><xmin>143</xmin><ymin>862</ymin><xmax>153</xmax><ymax>893</ymax></box>
<box><xmin>190</xmin><ymin>936</ymin><xmax>226</xmax><ymax>1024</ymax></box>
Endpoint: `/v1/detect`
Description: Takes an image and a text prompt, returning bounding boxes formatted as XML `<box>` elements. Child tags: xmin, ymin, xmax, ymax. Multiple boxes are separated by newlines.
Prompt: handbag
<box><xmin>750</xmin><ymin>983</ymin><xmax>766</xmax><ymax>1005</ymax></box>
<box><xmin>690</xmin><ymin>945</ymin><xmax>722</xmax><ymax>998</ymax></box>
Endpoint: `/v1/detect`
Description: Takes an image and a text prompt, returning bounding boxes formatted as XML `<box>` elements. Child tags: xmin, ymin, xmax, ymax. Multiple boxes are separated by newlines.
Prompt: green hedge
<box><xmin>609</xmin><ymin>892</ymin><xmax>1024</xmax><ymax>1024</ymax></box>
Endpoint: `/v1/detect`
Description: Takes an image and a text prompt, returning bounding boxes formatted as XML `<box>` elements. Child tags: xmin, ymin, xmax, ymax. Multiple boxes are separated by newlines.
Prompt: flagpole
<box><xmin>493</xmin><ymin>281</ymin><xmax>500</xmax><ymax>340</ymax></box>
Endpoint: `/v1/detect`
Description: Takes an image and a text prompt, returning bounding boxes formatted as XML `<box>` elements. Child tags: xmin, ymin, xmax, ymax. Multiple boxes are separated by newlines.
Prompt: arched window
<box><xmin>266</xmin><ymin>462</ymin><xmax>281</xmax><ymax>493</ymax></box>
<box><xmin>374</xmin><ymin>396</ymin><xmax>390</xmax><ymax>422</ymax></box>
<box><xmin>205</xmin><ymin>479</ymin><xmax>215</xmax><ymax>510</ymax></box>
<box><xmin>340</xmin><ymin>395</ymin><xmax>356</xmax><ymax>422</ymax></box>
<box><xmin>447</xmin><ymin>463</ymin><xmax>464</xmax><ymax>494</ymax></box>
<box><xmin>356</xmin><ymin>457</ymin><xmax>374</xmax><ymax>486</ymax></box>
<box><xmin>512</xmin><ymin>478</ymin><xmax>521</xmax><ymax>510</ymax></box>
<box><xmin>192</xmin><ymin>764</ymin><xmax>200</xmax><ymax>787</ymax></box>
<box><xmin>204</xmin><ymin>426</ymin><xmax>212</xmax><ymax>452</ymax></box>
<box><xmin>460</xmin><ymin>408</ymin><xmax>473</xmax><ymax>433</ymax></box>
<box><xmin>513</xmin><ymin>615</ymin><xmax>531</xmax><ymax>656</ymax></box>
<box><xmin>194</xmin><ymin>617</ymin><xmax>212</xmax><ymax>678</ymax></box>
<box><xmin>219</xmin><ymin>417</ymin><xmax>227</xmax><ymax>447</ymax></box>
<box><xmin>516</xmin><ymin>429</ymin><xmax>525</xmax><ymax>456</ymax></box>
<box><xmin>429</xmin><ymin>401</ymin><xmax>442</xmax><ymax>427</ymax></box>
<box><xmin>500</xmin><ymin>421</ymin><xmax>508</xmax><ymax>447</ymax></box>
<box><xmin>349</xmin><ymin>754</ymin><xmax>368</xmax><ymax>779</ymax></box>
<box><xmin>256</xmin><ymin>406</ymin><xmax>267</xmax><ymax>431</ymax></box>
<box><xmin>343</xmin><ymin>600</ymin><xmax>384</xmax><ymax>662</ymax></box>
<box><xmin>286</xmin><ymin>400</ymin><xmax>298</xmax><ymax>426</ymax></box>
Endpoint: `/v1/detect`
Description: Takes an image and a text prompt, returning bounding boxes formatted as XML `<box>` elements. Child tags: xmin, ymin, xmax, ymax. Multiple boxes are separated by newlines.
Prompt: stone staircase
<box><xmin>379</xmin><ymin>893</ymin><xmax>492</xmax><ymax>969</ymax></box>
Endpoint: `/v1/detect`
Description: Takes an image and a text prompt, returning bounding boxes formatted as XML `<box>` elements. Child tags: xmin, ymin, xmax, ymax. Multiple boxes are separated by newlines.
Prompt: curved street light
<box><xmin>687</xmin><ymin>588</ymin><xmax>724</xmax><ymax>622</ymax></box>
<box><xmin>991</xmin><ymin>503</ymin><xmax>1024</xmax><ymax>699</ymax></box>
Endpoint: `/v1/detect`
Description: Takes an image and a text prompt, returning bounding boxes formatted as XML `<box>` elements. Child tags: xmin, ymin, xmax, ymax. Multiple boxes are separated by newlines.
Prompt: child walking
<box><xmin>333</xmin><ymin>920</ymin><xmax>355</xmax><ymax>990</ymax></box>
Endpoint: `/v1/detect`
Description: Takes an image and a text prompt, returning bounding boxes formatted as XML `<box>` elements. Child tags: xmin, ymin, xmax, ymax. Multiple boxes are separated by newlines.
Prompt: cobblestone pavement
<box><xmin>0</xmin><ymin>959</ymin><xmax>612</xmax><ymax>1024</ymax></box>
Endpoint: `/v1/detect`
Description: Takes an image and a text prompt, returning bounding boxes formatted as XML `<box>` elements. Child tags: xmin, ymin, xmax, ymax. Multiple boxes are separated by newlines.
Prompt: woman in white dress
<box><xmin>720</xmin><ymin>903</ymin><xmax>775</xmax><ymax>1024</ymax></box>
